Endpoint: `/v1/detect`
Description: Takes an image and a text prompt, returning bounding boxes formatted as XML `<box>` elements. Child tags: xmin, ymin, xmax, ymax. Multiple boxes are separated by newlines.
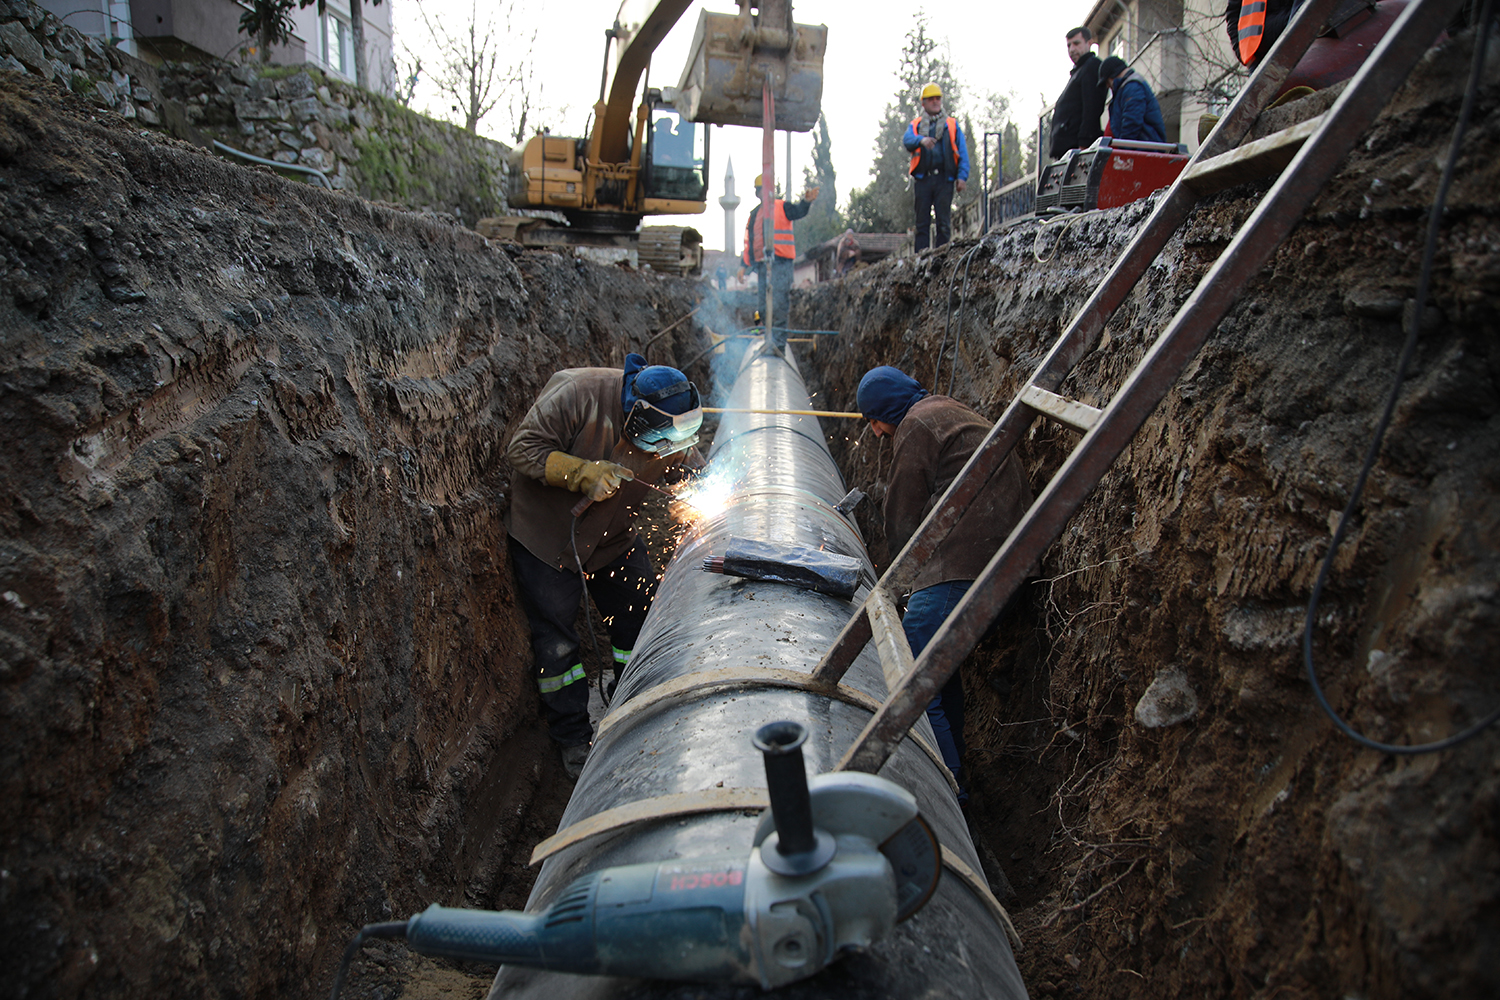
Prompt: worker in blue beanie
<box><xmin>857</xmin><ymin>366</ymin><xmax>1033</xmax><ymax>804</ymax></box>
<box><xmin>507</xmin><ymin>353</ymin><xmax>703</xmax><ymax>778</ymax></box>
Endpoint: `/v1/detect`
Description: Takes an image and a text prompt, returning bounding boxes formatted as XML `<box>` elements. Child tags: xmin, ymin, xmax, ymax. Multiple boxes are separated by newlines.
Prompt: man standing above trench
<box><xmin>1050</xmin><ymin>26</ymin><xmax>1107</xmax><ymax>160</ymax></box>
<box><xmin>857</xmin><ymin>366</ymin><xmax>1033</xmax><ymax>804</ymax></box>
<box><xmin>1099</xmin><ymin>55</ymin><xmax>1168</xmax><ymax>144</ymax></box>
<box><xmin>903</xmin><ymin>83</ymin><xmax>969</xmax><ymax>252</ymax></box>
<box><xmin>740</xmin><ymin>176</ymin><xmax>819</xmax><ymax>342</ymax></box>
<box><xmin>506</xmin><ymin>354</ymin><xmax>704</xmax><ymax>778</ymax></box>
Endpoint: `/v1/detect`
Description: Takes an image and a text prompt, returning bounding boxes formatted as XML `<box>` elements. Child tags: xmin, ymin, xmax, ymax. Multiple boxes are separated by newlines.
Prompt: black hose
<box><xmin>934</xmin><ymin>239</ymin><xmax>991</xmax><ymax>396</ymax></box>
<box><xmin>1303</xmin><ymin>1</ymin><xmax>1500</xmax><ymax>755</ymax></box>
<box><xmin>571</xmin><ymin>514</ymin><xmax>613</xmax><ymax>712</ymax></box>
<box><xmin>328</xmin><ymin>920</ymin><xmax>408</xmax><ymax>1000</ymax></box>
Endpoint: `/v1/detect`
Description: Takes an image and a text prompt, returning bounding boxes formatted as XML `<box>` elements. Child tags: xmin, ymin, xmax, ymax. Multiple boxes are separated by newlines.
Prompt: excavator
<box><xmin>477</xmin><ymin>0</ymin><xmax>826</xmax><ymax>276</ymax></box>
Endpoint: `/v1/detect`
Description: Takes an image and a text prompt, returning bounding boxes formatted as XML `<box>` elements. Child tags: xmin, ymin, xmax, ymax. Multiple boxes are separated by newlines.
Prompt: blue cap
<box><xmin>857</xmin><ymin>366</ymin><xmax>928</xmax><ymax>426</ymax></box>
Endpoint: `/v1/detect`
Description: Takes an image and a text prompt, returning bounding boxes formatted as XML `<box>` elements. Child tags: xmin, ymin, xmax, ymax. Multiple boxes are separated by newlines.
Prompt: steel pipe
<box><xmin>489</xmin><ymin>347</ymin><xmax>1027</xmax><ymax>998</ymax></box>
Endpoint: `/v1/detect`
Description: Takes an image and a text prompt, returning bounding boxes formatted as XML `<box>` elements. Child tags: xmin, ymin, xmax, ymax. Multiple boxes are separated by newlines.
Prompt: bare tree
<box><xmin>388</xmin><ymin>45</ymin><xmax>422</xmax><ymax>108</ymax></box>
<box><xmin>1181</xmin><ymin>3</ymin><xmax>1250</xmax><ymax>112</ymax></box>
<box><xmin>421</xmin><ymin>0</ymin><xmax>530</xmax><ymax>136</ymax></box>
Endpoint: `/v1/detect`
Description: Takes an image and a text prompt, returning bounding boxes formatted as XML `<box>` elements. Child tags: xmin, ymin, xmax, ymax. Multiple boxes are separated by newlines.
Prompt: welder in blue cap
<box><xmin>857</xmin><ymin>366</ymin><xmax>1032</xmax><ymax>805</ymax></box>
<box><xmin>507</xmin><ymin>353</ymin><xmax>704</xmax><ymax>778</ymax></box>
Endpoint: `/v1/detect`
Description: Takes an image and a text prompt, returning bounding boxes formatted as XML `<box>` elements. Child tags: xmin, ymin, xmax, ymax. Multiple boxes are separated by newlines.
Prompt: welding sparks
<box><xmin>672</xmin><ymin>468</ymin><xmax>737</xmax><ymax>523</ymax></box>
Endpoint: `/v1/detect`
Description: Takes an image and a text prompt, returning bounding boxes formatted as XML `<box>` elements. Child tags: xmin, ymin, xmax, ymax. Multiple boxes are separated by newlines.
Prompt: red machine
<box><xmin>1035</xmin><ymin>137</ymin><xmax>1191</xmax><ymax>212</ymax></box>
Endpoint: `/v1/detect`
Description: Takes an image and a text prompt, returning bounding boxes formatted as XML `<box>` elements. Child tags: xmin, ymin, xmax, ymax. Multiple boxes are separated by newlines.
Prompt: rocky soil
<box><xmin>0</xmin><ymin>73</ymin><xmax>703</xmax><ymax>999</ymax></box>
<box><xmin>794</xmin><ymin>27</ymin><xmax>1500</xmax><ymax>1000</ymax></box>
<box><xmin>1</xmin><ymin>20</ymin><xmax>1497</xmax><ymax>1000</ymax></box>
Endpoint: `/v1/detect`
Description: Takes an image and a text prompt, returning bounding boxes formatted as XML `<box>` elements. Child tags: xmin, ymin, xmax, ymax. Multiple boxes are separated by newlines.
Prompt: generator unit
<box><xmin>1036</xmin><ymin>137</ymin><xmax>1191</xmax><ymax>212</ymax></box>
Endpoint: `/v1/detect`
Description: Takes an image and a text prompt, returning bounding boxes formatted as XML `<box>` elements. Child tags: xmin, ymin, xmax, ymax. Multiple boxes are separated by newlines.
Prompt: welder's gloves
<box><xmin>545</xmin><ymin>451</ymin><xmax>634</xmax><ymax>501</ymax></box>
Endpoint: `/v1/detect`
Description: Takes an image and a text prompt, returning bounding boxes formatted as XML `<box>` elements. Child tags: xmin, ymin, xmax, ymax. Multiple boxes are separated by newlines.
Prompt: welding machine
<box><xmin>1036</xmin><ymin>137</ymin><xmax>1191</xmax><ymax>212</ymax></box>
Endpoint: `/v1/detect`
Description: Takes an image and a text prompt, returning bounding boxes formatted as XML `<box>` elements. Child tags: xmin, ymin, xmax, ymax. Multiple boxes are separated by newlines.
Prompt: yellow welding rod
<box><xmin>703</xmin><ymin>407</ymin><xmax>865</xmax><ymax>419</ymax></box>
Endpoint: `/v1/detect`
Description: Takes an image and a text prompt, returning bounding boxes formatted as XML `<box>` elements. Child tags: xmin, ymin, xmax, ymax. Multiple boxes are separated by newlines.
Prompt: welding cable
<box><xmin>934</xmin><ymin>238</ymin><xmax>992</xmax><ymax>396</ymax></box>
<box><xmin>1303</xmin><ymin>0</ymin><xmax>1500</xmax><ymax>755</ymax></box>
<box><xmin>570</xmin><ymin>514</ymin><xmax>614</xmax><ymax>712</ymax></box>
<box><xmin>328</xmin><ymin>920</ymin><xmax>407</xmax><ymax>1000</ymax></box>
<box><xmin>1032</xmin><ymin>209</ymin><xmax>1102</xmax><ymax>264</ymax></box>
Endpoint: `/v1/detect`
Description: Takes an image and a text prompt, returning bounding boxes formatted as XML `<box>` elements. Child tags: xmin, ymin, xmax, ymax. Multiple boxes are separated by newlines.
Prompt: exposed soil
<box><xmin>794</xmin><ymin>29</ymin><xmax>1500</xmax><ymax>1000</ymax></box>
<box><xmin>1</xmin><ymin>22</ymin><xmax>1497</xmax><ymax>1000</ymax></box>
<box><xmin>0</xmin><ymin>73</ymin><xmax>704</xmax><ymax>1000</ymax></box>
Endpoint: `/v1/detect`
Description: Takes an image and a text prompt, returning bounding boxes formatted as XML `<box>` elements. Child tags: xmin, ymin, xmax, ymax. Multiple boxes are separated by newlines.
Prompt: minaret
<box><xmin>718</xmin><ymin>158</ymin><xmax>741</xmax><ymax>260</ymax></box>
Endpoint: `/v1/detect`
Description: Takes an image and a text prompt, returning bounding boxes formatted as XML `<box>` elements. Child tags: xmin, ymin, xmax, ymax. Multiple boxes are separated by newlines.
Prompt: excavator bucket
<box><xmin>672</xmin><ymin>8</ymin><xmax>826</xmax><ymax>132</ymax></box>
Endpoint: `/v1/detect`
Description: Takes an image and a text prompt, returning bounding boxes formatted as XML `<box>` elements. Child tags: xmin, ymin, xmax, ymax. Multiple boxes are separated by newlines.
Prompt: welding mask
<box><xmin>622</xmin><ymin>354</ymin><xmax>703</xmax><ymax>455</ymax></box>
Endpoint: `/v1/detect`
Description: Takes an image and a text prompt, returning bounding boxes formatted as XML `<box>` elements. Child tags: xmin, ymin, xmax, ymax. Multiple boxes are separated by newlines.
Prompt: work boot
<box><xmin>561</xmin><ymin>742</ymin><xmax>590</xmax><ymax>780</ymax></box>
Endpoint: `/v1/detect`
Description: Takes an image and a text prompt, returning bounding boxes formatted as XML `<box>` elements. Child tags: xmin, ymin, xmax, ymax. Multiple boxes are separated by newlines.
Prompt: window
<box><xmin>322</xmin><ymin>12</ymin><xmax>351</xmax><ymax>77</ymax></box>
<box><xmin>645</xmin><ymin>106</ymin><xmax>707</xmax><ymax>201</ymax></box>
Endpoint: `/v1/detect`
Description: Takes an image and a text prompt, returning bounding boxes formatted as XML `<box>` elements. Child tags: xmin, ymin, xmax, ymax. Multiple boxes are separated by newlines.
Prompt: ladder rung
<box><xmin>866</xmin><ymin>587</ymin><xmax>915</xmax><ymax>691</ymax></box>
<box><xmin>1184</xmin><ymin>114</ymin><xmax>1325</xmax><ymax>196</ymax></box>
<box><xmin>1020</xmin><ymin>385</ymin><xmax>1101</xmax><ymax>433</ymax></box>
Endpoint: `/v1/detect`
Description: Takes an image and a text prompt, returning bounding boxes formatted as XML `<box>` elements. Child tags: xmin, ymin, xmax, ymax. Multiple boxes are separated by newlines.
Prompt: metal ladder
<box><xmin>813</xmin><ymin>0</ymin><xmax>1467</xmax><ymax>775</ymax></box>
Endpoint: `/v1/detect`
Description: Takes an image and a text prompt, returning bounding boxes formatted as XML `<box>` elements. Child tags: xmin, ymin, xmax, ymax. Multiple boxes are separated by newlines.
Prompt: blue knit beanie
<box><xmin>622</xmin><ymin>353</ymin><xmax>694</xmax><ymax>414</ymax></box>
<box><xmin>857</xmin><ymin>366</ymin><xmax>928</xmax><ymax>426</ymax></box>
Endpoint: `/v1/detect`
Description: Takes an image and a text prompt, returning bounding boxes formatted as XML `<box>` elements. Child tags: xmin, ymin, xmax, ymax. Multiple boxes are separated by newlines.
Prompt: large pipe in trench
<box><xmin>490</xmin><ymin>347</ymin><xmax>1027</xmax><ymax>998</ymax></box>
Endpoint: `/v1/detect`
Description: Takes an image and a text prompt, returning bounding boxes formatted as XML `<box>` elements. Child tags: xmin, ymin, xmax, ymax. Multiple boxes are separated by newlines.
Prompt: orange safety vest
<box><xmin>742</xmin><ymin>200</ymin><xmax>796</xmax><ymax>265</ymax></box>
<box><xmin>1236</xmin><ymin>0</ymin><xmax>1267</xmax><ymax>65</ymax></box>
<box><xmin>908</xmin><ymin>115</ymin><xmax>960</xmax><ymax>176</ymax></box>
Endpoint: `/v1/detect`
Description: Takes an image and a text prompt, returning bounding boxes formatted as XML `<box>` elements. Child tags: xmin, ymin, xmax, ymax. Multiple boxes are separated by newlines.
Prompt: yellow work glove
<box><xmin>544</xmin><ymin>451</ymin><xmax>634</xmax><ymax>501</ymax></box>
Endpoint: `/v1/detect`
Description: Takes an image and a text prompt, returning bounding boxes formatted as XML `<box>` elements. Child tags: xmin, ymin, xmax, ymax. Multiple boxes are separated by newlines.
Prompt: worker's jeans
<box><xmin>752</xmin><ymin>257</ymin><xmax>794</xmax><ymax>343</ymax></box>
<box><xmin>509</xmin><ymin>536</ymin><xmax>658</xmax><ymax>747</ymax></box>
<box><xmin>902</xmin><ymin>580</ymin><xmax>972</xmax><ymax>801</ymax></box>
<box><xmin>912</xmin><ymin>174</ymin><xmax>955</xmax><ymax>251</ymax></box>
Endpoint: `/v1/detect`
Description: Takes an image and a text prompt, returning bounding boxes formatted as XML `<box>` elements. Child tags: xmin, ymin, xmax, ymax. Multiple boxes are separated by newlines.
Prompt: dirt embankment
<box><xmin>795</xmin><ymin>30</ymin><xmax>1499</xmax><ymax>1000</ymax></box>
<box><xmin>0</xmin><ymin>75</ymin><xmax>704</xmax><ymax>999</ymax></box>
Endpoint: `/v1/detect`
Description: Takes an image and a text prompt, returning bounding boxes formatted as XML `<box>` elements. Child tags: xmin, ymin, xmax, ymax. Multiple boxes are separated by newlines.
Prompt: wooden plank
<box><xmin>867</xmin><ymin>587</ymin><xmax>915</xmax><ymax>691</ymax></box>
<box><xmin>1019</xmin><ymin>385</ymin><xmax>1102</xmax><ymax>433</ymax></box>
<box><xmin>1184</xmin><ymin>114</ymin><xmax>1325</xmax><ymax>195</ymax></box>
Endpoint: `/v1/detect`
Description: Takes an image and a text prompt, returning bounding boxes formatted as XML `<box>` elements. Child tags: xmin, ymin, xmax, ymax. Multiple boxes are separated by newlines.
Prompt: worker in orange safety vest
<box><xmin>902</xmin><ymin>83</ymin><xmax>969</xmax><ymax>251</ymax></box>
<box><xmin>739</xmin><ymin>175</ymin><xmax>818</xmax><ymax>346</ymax></box>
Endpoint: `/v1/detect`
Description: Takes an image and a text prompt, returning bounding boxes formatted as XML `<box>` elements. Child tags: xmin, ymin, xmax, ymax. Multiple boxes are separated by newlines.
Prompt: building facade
<box><xmin>37</xmin><ymin>0</ymin><xmax>394</xmax><ymax>92</ymax></box>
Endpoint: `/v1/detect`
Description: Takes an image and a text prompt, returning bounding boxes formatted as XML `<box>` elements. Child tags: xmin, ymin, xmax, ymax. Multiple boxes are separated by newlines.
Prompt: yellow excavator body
<box><xmin>488</xmin><ymin>1</ymin><xmax>825</xmax><ymax>275</ymax></box>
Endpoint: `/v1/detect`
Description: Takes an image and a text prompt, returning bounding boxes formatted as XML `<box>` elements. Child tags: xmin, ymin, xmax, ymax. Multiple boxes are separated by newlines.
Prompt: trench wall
<box><xmin>0</xmin><ymin>74</ymin><xmax>703</xmax><ymax>998</ymax></box>
<box><xmin>794</xmin><ymin>32</ymin><xmax>1500</xmax><ymax>1000</ymax></box>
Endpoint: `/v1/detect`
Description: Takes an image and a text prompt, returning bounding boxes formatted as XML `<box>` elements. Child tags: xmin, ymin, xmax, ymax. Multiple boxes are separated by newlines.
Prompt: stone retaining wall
<box><xmin>0</xmin><ymin>0</ymin><xmax>511</xmax><ymax>223</ymax></box>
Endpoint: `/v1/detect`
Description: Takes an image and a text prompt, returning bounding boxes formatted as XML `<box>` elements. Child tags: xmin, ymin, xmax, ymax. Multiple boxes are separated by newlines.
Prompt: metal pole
<box><xmin>761</xmin><ymin>78</ymin><xmax>776</xmax><ymax>337</ymax></box>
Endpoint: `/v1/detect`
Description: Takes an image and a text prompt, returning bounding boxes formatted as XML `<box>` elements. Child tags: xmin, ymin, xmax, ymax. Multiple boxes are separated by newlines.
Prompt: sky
<box><xmin>393</xmin><ymin>1</ymin><xmax>1099</xmax><ymax>251</ymax></box>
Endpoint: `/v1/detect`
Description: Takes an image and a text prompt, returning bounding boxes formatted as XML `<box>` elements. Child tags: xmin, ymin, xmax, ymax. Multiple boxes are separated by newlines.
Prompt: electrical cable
<box><xmin>328</xmin><ymin>920</ymin><xmax>407</xmax><ymax>1000</ymax></box>
<box><xmin>1033</xmin><ymin>209</ymin><xmax>1102</xmax><ymax>264</ymax></box>
<box><xmin>933</xmin><ymin>238</ymin><xmax>991</xmax><ymax>395</ymax></box>
<box><xmin>571</xmin><ymin>513</ymin><xmax>614</xmax><ymax>713</ymax></box>
<box><xmin>1303</xmin><ymin>1</ymin><xmax>1500</xmax><ymax>755</ymax></box>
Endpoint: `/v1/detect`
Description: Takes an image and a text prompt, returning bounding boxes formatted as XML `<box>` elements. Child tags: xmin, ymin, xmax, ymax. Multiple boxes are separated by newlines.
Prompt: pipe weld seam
<box><xmin>597</xmin><ymin>666</ymin><xmax>959</xmax><ymax>793</ymax></box>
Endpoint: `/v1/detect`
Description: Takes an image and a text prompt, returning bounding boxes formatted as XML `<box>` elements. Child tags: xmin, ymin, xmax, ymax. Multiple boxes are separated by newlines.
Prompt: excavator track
<box><xmin>638</xmin><ymin>226</ymin><xmax>703</xmax><ymax>276</ymax></box>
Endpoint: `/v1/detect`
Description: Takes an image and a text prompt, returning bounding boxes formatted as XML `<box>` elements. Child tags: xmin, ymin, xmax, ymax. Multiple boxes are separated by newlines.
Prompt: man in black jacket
<box><xmin>1049</xmin><ymin>26</ymin><xmax>1107</xmax><ymax>160</ymax></box>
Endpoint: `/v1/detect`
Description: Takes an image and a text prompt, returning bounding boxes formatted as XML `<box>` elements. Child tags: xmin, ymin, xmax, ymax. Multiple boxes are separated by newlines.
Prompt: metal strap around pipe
<box><xmin>837</xmin><ymin>0</ymin><xmax>1465</xmax><ymax>777</ymax></box>
<box><xmin>594</xmin><ymin>666</ymin><xmax>958</xmax><ymax>794</ymax></box>
<box><xmin>530</xmin><ymin>791</ymin><xmax>1022</xmax><ymax>950</ymax></box>
<box><xmin>530</xmin><ymin>787</ymin><xmax>769</xmax><ymax>865</ymax></box>
<box><xmin>942</xmin><ymin>846</ymin><xmax>1022</xmax><ymax>950</ymax></box>
<box><xmin>809</xmin><ymin>0</ymin><xmax>1351</xmax><ymax>689</ymax></box>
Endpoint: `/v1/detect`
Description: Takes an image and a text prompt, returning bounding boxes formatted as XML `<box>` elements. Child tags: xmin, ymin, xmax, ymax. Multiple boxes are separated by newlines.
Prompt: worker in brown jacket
<box><xmin>507</xmin><ymin>353</ymin><xmax>704</xmax><ymax>778</ymax></box>
<box><xmin>857</xmin><ymin>366</ymin><xmax>1033</xmax><ymax>804</ymax></box>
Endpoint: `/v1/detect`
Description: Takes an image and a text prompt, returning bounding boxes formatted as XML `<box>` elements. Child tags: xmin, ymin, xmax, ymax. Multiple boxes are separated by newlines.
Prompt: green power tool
<box><xmin>330</xmin><ymin>721</ymin><xmax>941</xmax><ymax>994</ymax></box>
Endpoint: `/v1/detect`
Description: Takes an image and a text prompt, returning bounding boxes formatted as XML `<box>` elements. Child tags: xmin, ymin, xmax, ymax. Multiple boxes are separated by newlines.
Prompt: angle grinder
<box><xmin>329</xmin><ymin>720</ymin><xmax>941</xmax><ymax>995</ymax></box>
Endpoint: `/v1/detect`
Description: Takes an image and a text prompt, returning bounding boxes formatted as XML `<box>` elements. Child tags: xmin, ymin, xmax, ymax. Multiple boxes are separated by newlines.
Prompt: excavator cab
<box><xmin>642</xmin><ymin>93</ymin><xmax>709</xmax><ymax>209</ymax></box>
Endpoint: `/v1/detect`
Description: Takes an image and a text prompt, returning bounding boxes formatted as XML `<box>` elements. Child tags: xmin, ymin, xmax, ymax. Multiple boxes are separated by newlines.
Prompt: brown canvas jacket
<box><xmin>884</xmin><ymin>395</ymin><xmax>1033</xmax><ymax>592</ymax></box>
<box><xmin>506</xmin><ymin>367</ymin><xmax>686</xmax><ymax>572</ymax></box>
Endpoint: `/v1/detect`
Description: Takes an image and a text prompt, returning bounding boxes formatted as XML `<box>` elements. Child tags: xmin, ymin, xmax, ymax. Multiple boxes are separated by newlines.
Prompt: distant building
<box><xmin>37</xmin><ymin>0</ymin><xmax>394</xmax><ymax>92</ymax></box>
<box><xmin>1081</xmin><ymin>0</ymin><xmax>1240</xmax><ymax>155</ymax></box>
<box><xmin>799</xmin><ymin>233</ymin><xmax>909</xmax><ymax>282</ymax></box>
